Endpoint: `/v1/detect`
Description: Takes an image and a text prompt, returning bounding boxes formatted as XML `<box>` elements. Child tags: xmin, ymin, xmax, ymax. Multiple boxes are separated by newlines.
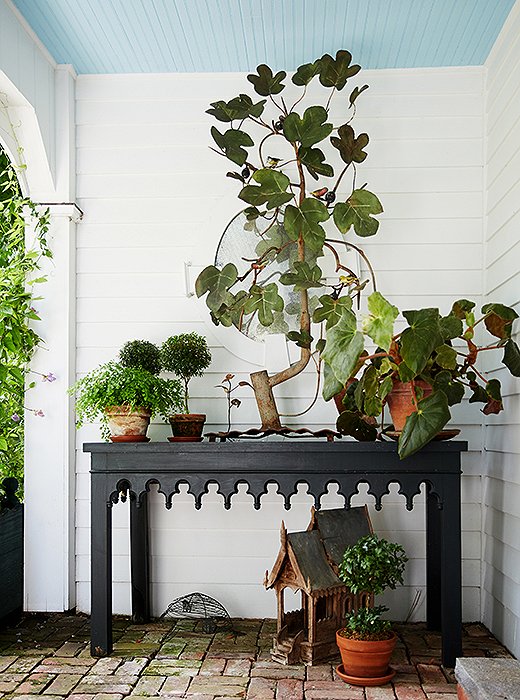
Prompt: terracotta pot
<box><xmin>336</xmin><ymin>630</ymin><xmax>396</xmax><ymax>684</ymax></box>
<box><xmin>333</xmin><ymin>388</ymin><xmax>347</xmax><ymax>414</ymax></box>
<box><xmin>105</xmin><ymin>406</ymin><xmax>151</xmax><ymax>440</ymax></box>
<box><xmin>385</xmin><ymin>380</ymin><xmax>433</xmax><ymax>431</ymax></box>
<box><xmin>169</xmin><ymin>413</ymin><xmax>206</xmax><ymax>441</ymax></box>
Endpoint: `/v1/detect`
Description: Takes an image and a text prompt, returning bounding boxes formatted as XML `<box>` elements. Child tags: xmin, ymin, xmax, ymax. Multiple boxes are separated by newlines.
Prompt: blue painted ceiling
<box><xmin>11</xmin><ymin>0</ymin><xmax>516</xmax><ymax>74</ymax></box>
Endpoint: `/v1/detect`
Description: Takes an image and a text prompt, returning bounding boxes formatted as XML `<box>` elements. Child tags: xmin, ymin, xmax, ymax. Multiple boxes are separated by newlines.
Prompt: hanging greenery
<box><xmin>0</xmin><ymin>148</ymin><xmax>50</xmax><ymax>490</ymax></box>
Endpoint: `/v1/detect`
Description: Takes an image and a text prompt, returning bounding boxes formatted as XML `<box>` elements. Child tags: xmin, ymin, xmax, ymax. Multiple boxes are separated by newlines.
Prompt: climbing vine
<box><xmin>0</xmin><ymin>147</ymin><xmax>50</xmax><ymax>490</ymax></box>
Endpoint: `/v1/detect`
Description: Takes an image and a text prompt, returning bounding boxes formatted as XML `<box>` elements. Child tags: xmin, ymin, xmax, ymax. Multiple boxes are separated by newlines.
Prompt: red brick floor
<box><xmin>0</xmin><ymin>615</ymin><xmax>512</xmax><ymax>699</ymax></box>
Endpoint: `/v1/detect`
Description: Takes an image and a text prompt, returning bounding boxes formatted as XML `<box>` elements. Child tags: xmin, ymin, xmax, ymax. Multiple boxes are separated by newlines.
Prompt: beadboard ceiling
<box><xmin>11</xmin><ymin>0</ymin><xmax>516</xmax><ymax>74</ymax></box>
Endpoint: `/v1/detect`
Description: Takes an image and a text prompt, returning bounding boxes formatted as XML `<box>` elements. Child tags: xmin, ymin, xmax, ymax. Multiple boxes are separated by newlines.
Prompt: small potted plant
<box><xmin>336</xmin><ymin>534</ymin><xmax>408</xmax><ymax>686</ymax></box>
<box><xmin>321</xmin><ymin>293</ymin><xmax>520</xmax><ymax>458</ymax></box>
<box><xmin>161</xmin><ymin>332</ymin><xmax>212</xmax><ymax>441</ymax></box>
<box><xmin>70</xmin><ymin>360</ymin><xmax>183</xmax><ymax>441</ymax></box>
<box><xmin>119</xmin><ymin>339</ymin><xmax>162</xmax><ymax>375</ymax></box>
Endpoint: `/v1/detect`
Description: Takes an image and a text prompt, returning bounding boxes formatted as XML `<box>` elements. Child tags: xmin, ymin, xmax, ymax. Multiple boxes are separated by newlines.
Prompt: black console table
<box><xmin>85</xmin><ymin>440</ymin><xmax>466</xmax><ymax>666</ymax></box>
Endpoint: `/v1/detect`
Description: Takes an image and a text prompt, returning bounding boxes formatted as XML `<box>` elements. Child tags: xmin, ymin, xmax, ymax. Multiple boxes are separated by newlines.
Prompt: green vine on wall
<box><xmin>0</xmin><ymin>144</ymin><xmax>51</xmax><ymax>492</ymax></box>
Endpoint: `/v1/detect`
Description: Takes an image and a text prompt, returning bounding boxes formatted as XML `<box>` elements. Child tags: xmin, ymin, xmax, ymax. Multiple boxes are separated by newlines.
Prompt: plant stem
<box><xmin>184</xmin><ymin>378</ymin><xmax>190</xmax><ymax>414</ymax></box>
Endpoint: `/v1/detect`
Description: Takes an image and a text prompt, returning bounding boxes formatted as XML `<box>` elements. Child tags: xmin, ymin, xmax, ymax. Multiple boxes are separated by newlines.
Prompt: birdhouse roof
<box><xmin>308</xmin><ymin>506</ymin><xmax>373</xmax><ymax>567</ymax></box>
<box><xmin>286</xmin><ymin>530</ymin><xmax>342</xmax><ymax>593</ymax></box>
<box><xmin>265</xmin><ymin>506</ymin><xmax>372</xmax><ymax>595</ymax></box>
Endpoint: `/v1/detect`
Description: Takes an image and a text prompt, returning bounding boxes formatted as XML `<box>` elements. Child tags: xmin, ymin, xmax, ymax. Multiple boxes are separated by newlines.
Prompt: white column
<box><xmin>24</xmin><ymin>204</ymin><xmax>80</xmax><ymax>611</ymax></box>
<box><xmin>24</xmin><ymin>65</ymin><xmax>77</xmax><ymax>612</ymax></box>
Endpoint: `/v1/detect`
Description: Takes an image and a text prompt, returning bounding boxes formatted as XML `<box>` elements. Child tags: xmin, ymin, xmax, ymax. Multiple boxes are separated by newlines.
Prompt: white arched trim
<box><xmin>0</xmin><ymin>69</ymin><xmax>55</xmax><ymax>199</ymax></box>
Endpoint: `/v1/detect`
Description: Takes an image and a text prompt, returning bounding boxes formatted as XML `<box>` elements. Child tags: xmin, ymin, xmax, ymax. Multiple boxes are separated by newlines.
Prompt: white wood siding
<box><xmin>75</xmin><ymin>67</ymin><xmax>484</xmax><ymax>619</ymax></box>
<box><xmin>483</xmin><ymin>3</ymin><xmax>520</xmax><ymax>658</ymax></box>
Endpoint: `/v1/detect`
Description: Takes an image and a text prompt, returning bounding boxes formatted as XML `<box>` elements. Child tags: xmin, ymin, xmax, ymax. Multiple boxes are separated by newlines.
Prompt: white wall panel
<box><xmin>482</xmin><ymin>0</ymin><xmax>520</xmax><ymax>659</ymax></box>
<box><xmin>75</xmin><ymin>66</ymin><xmax>484</xmax><ymax>620</ymax></box>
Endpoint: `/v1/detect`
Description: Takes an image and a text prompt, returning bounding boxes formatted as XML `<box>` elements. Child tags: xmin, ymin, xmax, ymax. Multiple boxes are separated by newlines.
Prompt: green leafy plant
<box><xmin>342</xmin><ymin>605</ymin><xmax>392</xmax><ymax>639</ymax></box>
<box><xmin>196</xmin><ymin>50</ymin><xmax>381</xmax><ymax>430</ymax></box>
<box><xmin>69</xmin><ymin>362</ymin><xmax>183</xmax><ymax>439</ymax></box>
<box><xmin>322</xmin><ymin>293</ymin><xmax>520</xmax><ymax>458</ymax></box>
<box><xmin>119</xmin><ymin>339</ymin><xmax>162</xmax><ymax>375</ymax></box>
<box><xmin>0</xmin><ymin>148</ymin><xmax>50</xmax><ymax>490</ymax></box>
<box><xmin>161</xmin><ymin>333</ymin><xmax>212</xmax><ymax>414</ymax></box>
<box><xmin>338</xmin><ymin>534</ymin><xmax>408</xmax><ymax>640</ymax></box>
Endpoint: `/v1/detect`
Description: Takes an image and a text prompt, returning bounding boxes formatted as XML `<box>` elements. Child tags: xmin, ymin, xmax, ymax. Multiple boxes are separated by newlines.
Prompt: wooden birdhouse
<box><xmin>265</xmin><ymin>506</ymin><xmax>373</xmax><ymax>665</ymax></box>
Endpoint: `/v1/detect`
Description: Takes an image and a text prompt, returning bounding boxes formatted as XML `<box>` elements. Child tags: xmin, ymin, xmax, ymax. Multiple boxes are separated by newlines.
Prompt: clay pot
<box><xmin>385</xmin><ymin>380</ymin><xmax>433</xmax><ymax>431</ymax></box>
<box><xmin>333</xmin><ymin>388</ymin><xmax>347</xmax><ymax>413</ymax></box>
<box><xmin>169</xmin><ymin>413</ymin><xmax>206</xmax><ymax>441</ymax></box>
<box><xmin>336</xmin><ymin>630</ymin><xmax>396</xmax><ymax>685</ymax></box>
<box><xmin>105</xmin><ymin>406</ymin><xmax>151</xmax><ymax>440</ymax></box>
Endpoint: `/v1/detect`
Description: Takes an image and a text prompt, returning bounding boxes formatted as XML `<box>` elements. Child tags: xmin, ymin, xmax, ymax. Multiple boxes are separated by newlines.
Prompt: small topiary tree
<box><xmin>161</xmin><ymin>333</ymin><xmax>212</xmax><ymax>414</ymax></box>
<box><xmin>119</xmin><ymin>339</ymin><xmax>162</xmax><ymax>375</ymax></box>
<box><xmin>338</xmin><ymin>534</ymin><xmax>407</xmax><ymax>640</ymax></box>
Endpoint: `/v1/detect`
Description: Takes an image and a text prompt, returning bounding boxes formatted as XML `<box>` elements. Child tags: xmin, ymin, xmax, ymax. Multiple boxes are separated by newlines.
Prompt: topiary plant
<box><xmin>161</xmin><ymin>333</ymin><xmax>212</xmax><ymax>414</ymax></box>
<box><xmin>195</xmin><ymin>50</ymin><xmax>382</xmax><ymax>430</ymax></box>
<box><xmin>119</xmin><ymin>339</ymin><xmax>162</xmax><ymax>375</ymax></box>
<box><xmin>338</xmin><ymin>534</ymin><xmax>407</xmax><ymax>640</ymax></box>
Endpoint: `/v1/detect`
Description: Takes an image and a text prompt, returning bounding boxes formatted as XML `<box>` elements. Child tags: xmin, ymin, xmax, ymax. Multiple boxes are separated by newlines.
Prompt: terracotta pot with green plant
<box><xmin>336</xmin><ymin>534</ymin><xmax>408</xmax><ymax>686</ymax></box>
<box><xmin>69</xmin><ymin>341</ymin><xmax>183</xmax><ymax>441</ymax></box>
<box><xmin>161</xmin><ymin>333</ymin><xmax>212</xmax><ymax>441</ymax></box>
<box><xmin>321</xmin><ymin>293</ymin><xmax>520</xmax><ymax>458</ymax></box>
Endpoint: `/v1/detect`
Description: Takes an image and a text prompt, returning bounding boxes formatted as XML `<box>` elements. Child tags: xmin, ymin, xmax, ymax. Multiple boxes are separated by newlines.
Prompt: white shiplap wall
<box><xmin>75</xmin><ymin>67</ymin><xmax>485</xmax><ymax>619</ymax></box>
<box><xmin>482</xmin><ymin>4</ymin><xmax>520</xmax><ymax>658</ymax></box>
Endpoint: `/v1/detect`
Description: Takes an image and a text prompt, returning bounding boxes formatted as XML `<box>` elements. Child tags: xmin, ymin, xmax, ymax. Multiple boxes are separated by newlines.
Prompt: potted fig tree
<box><xmin>321</xmin><ymin>292</ymin><xmax>520</xmax><ymax>458</ymax></box>
<box><xmin>196</xmin><ymin>50</ymin><xmax>382</xmax><ymax>431</ymax></box>
<box><xmin>161</xmin><ymin>333</ymin><xmax>212</xmax><ymax>441</ymax></box>
<box><xmin>336</xmin><ymin>534</ymin><xmax>408</xmax><ymax>686</ymax></box>
<box><xmin>70</xmin><ymin>340</ymin><xmax>183</xmax><ymax>440</ymax></box>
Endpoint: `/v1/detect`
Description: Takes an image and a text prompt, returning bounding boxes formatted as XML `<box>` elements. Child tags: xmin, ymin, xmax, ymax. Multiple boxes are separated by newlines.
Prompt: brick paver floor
<box><xmin>0</xmin><ymin>614</ymin><xmax>512</xmax><ymax>699</ymax></box>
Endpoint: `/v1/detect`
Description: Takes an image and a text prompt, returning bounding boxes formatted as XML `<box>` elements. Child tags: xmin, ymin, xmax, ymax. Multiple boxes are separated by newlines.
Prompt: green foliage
<box><xmin>338</xmin><ymin>534</ymin><xmax>408</xmax><ymax>597</ymax></box>
<box><xmin>341</xmin><ymin>605</ymin><xmax>392</xmax><ymax>640</ymax></box>
<box><xmin>161</xmin><ymin>333</ymin><xmax>212</xmax><ymax>413</ymax></box>
<box><xmin>247</xmin><ymin>64</ymin><xmax>286</xmax><ymax>96</ymax></box>
<box><xmin>330</xmin><ymin>124</ymin><xmax>369</xmax><ymax>166</ymax></box>
<box><xmin>322</xmin><ymin>292</ymin><xmax>520</xmax><ymax>458</ymax></box>
<box><xmin>0</xmin><ymin>149</ymin><xmax>50</xmax><ymax>492</ymax></box>
<box><xmin>282</xmin><ymin>106</ymin><xmax>332</xmax><ymax>147</ymax></box>
<box><xmin>239</xmin><ymin>169</ymin><xmax>293</xmax><ymax>209</ymax></box>
<box><xmin>337</xmin><ymin>535</ymin><xmax>407</xmax><ymax>640</ymax></box>
<box><xmin>207</xmin><ymin>94</ymin><xmax>266</xmax><ymax>122</ymax></box>
<box><xmin>333</xmin><ymin>189</ymin><xmax>383</xmax><ymax>237</ymax></box>
<box><xmin>69</xmin><ymin>362</ymin><xmax>183</xmax><ymax>438</ymax></box>
<box><xmin>196</xmin><ymin>50</ymin><xmax>383</xmax><ymax>369</ymax></box>
<box><xmin>119</xmin><ymin>339</ymin><xmax>162</xmax><ymax>375</ymax></box>
<box><xmin>211</xmin><ymin>127</ymin><xmax>254</xmax><ymax>166</ymax></box>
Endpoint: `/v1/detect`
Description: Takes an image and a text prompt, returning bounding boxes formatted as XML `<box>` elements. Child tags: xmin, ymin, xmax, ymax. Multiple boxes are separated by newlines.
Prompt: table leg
<box><xmin>130</xmin><ymin>492</ymin><xmax>150</xmax><ymax>622</ymax></box>
<box><xmin>426</xmin><ymin>488</ymin><xmax>441</xmax><ymax>631</ymax></box>
<box><xmin>90</xmin><ymin>470</ymin><xmax>113</xmax><ymax>656</ymax></box>
<box><xmin>440</xmin><ymin>475</ymin><xmax>462</xmax><ymax>667</ymax></box>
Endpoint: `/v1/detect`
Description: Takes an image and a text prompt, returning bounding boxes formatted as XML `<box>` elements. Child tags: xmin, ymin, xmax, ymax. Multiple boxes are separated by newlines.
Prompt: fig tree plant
<box><xmin>196</xmin><ymin>51</ymin><xmax>382</xmax><ymax>430</ymax></box>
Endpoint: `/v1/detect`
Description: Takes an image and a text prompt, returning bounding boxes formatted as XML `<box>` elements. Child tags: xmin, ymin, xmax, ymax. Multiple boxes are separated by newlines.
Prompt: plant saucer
<box><xmin>336</xmin><ymin>664</ymin><xmax>395</xmax><ymax>686</ymax></box>
<box><xmin>385</xmin><ymin>429</ymin><xmax>460</xmax><ymax>441</ymax></box>
<box><xmin>110</xmin><ymin>435</ymin><xmax>150</xmax><ymax>442</ymax></box>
